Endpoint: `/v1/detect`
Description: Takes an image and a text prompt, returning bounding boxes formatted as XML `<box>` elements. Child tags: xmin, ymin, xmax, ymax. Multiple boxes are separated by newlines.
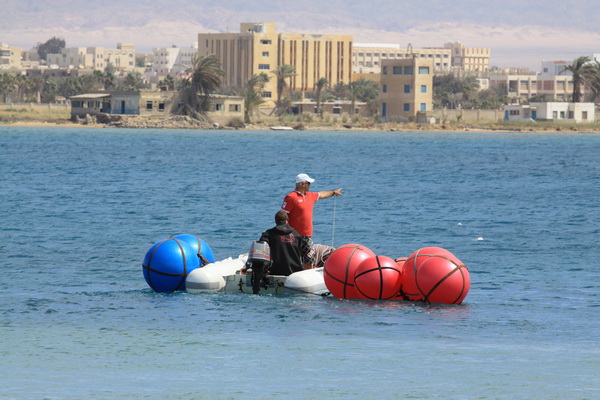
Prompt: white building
<box><xmin>504</xmin><ymin>102</ymin><xmax>595</xmax><ymax>123</ymax></box>
<box><xmin>151</xmin><ymin>45</ymin><xmax>197</xmax><ymax>77</ymax></box>
<box><xmin>46</xmin><ymin>43</ymin><xmax>136</xmax><ymax>72</ymax></box>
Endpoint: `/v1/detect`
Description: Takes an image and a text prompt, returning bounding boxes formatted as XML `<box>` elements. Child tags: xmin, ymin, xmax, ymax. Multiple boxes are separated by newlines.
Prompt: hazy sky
<box><xmin>3</xmin><ymin>0</ymin><xmax>599</xmax><ymax>70</ymax></box>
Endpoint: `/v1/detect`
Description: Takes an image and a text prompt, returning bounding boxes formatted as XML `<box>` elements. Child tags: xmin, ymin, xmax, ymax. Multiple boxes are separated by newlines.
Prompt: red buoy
<box><xmin>354</xmin><ymin>256</ymin><xmax>402</xmax><ymax>300</ymax></box>
<box><xmin>401</xmin><ymin>247</ymin><xmax>470</xmax><ymax>304</ymax></box>
<box><xmin>323</xmin><ymin>244</ymin><xmax>375</xmax><ymax>299</ymax></box>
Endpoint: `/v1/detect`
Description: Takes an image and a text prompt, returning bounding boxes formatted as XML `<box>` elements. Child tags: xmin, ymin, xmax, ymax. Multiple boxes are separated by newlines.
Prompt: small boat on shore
<box><xmin>269</xmin><ymin>126</ymin><xmax>294</xmax><ymax>131</ymax></box>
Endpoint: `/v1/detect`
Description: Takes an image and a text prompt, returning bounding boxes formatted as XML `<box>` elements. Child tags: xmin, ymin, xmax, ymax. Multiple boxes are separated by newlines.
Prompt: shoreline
<box><xmin>2</xmin><ymin>119</ymin><xmax>599</xmax><ymax>134</ymax></box>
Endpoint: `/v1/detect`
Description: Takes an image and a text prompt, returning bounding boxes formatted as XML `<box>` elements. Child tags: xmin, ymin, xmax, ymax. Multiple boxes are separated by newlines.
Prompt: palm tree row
<box><xmin>0</xmin><ymin>70</ymin><xmax>145</xmax><ymax>104</ymax></box>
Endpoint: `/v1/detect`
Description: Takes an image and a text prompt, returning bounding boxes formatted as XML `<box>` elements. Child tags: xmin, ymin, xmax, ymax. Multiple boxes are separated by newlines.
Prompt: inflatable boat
<box><xmin>185</xmin><ymin>254</ymin><xmax>329</xmax><ymax>296</ymax></box>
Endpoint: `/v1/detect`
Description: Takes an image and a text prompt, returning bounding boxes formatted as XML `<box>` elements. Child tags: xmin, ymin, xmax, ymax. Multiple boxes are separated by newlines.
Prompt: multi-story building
<box><xmin>0</xmin><ymin>43</ymin><xmax>21</xmax><ymax>69</ymax></box>
<box><xmin>150</xmin><ymin>45</ymin><xmax>198</xmax><ymax>77</ymax></box>
<box><xmin>444</xmin><ymin>42</ymin><xmax>490</xmax><ymax>73</ymax></box>
<box><xmin>380</xmin><ymin>57</ymin><xmax>434</xmax><ymax>121</ymax></box>
<box><xmin>47</xmin><ymin>43</ymin><xmax>136</xmax><ymax>72</ymax></box>
<box><xmin>490</xmin><ymin>73</ymin><xmax>579</xmax><ymax>102</ymax></box>
<box><xmin>198</xmin><ymin>22</ymin><xmax>353</xmax><ymax>106</ymax></box>
<box><xmin>353</xmin><ymin>44</ymin><xmax>451</xmax><ymax>75</ymax></box>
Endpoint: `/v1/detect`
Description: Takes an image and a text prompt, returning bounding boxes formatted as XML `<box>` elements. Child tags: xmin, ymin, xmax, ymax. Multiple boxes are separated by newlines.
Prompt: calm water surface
<box><xmin>1</xmin><ymin>127</ymin><xmax>599</xmax><ymax>399</ymax></box>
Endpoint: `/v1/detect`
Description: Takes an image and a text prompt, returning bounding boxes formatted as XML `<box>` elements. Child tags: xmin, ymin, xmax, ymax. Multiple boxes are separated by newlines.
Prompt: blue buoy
<box><xmin>170</xmin><ymin>234</ymin><xmax>215</xmax><ymax>266</ymax></box>
<box><xmin>142</xmin><ymin>238</ymin><xmax>200</xmax><ymax>292</ymax></box>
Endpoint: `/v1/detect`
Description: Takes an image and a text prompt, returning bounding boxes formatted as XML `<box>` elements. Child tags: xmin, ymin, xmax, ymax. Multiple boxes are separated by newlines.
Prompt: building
<box><xmin>291</xmin><ymin>100</ymin><xmax>371</xmax><ymax>117</ymax></box>
<box><xmin>198</xmin><ymin>22</ymin><xmax>353</xmax><ymax>107</ymax></box>
<box><xmin>490</xmin><ymin>73</ymin><xmax>579</xmax><ymax>102</ymax></box>
<box><xmin>69</xmin><ymin>91</ymin><xmax>244</xmax><ymax>123</ymax></box>
<box><xmin>150</xmin><ymin>45</ymin><xmax>198</xmax><ymax>77</ymax></box>
<box><xmin>353</xmin><ymin>44</ymin><xmax>451</xmax><ymax>75</ymax></box>
<box><xmin>380</xmin><ymin>57</ymin><xmax>434</xmax><ymax>121</ymax></box>
<box><xmin>444</xmin><ymin>42</ymin><xmax>490</xmax><ymax>72</ymax></box>
<box><xmin>47</xmin><ymin>43</ymin><xmax>136</xmax><ymax>72</ymax></box>
<box><xmin>504</xmin><ymin>102</ymin><xmax>595</xmax><ymax>123</ymax></box>
<box><xmin>0</xmin><ymin>43</ymin><xmax>21</xmax><ymax>69</ymax></box>
<box><xmin>70</xmin><ymin>91</ymin><xmax>173</xmax><ymax>117</ymax></box>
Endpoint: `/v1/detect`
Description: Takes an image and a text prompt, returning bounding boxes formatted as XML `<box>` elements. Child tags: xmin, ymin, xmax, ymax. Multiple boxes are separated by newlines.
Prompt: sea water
<box><xmin>1</xmin><ymin>127</ymin><xmax>599</xmax><ymax>400</ymax></box>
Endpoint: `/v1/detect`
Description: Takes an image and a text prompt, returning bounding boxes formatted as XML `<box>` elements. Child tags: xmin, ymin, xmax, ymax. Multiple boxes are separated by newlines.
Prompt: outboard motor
<box><xmin>246</xmin><ymin>240</ymin><xmax>272</xmax><ymax>294</ymax></box>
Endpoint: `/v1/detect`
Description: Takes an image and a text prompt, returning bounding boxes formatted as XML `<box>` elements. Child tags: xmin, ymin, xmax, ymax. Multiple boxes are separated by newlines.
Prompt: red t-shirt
<box><xmin>281</xmin><ymin>190</ymin><xmax>319</xmax><ymax>237</ymax></box>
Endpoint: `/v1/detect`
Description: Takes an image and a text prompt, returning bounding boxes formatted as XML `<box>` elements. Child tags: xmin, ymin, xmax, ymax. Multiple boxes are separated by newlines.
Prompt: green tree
<box><xmin>348</xmin><ymin>78</ymin><xmax>379</xmax><ymax>117</ymax></box>
<box><xmin>582</xmin><ymin>60</ymin><xmax>600</xmax><ymax>101</ymax></box>
<box><xmin>121</xmin><ymin>72</ymin><xmax>145</xmax><ymax>90</ymax></box>
<box><xmin>433</xmin><ymin>73</ymin><xmax>479</xmax><ymax>109</ymax></box>
<box><xmin>240</xmin><ymin>73</ymin><xmax>270</xmax><ymax>123</ymax></box>
<box><xmin>314</xmin><ymin>77</ymin><xmax>328</xmax><ymax>117</ymax></box>
<box><xmin>175</xmin><ymin>55</ymin><xmax>225</xmax><ymax>120</ymax></box>
<box><xmin>271</xmin><ymin>64</ymin><xmax>296</xmax><ymax>115</ymax></box>
<box><xmin>37</xmin><ymin>37</ymin><xmax>66</xmax><ymax>60</ymax></box>
<box><xmin>158</xmin><ymin>75</ymin><xmax>177</xmax><ymax>91</ymax></box>
<box><xmin>561</xmin><ymin>56</ymin><xmax>591</xmax><ymax>102</ymax></box>
<box><xmin>328</xmin><ymin>82</ymin><xmax>349</xmax><ymax>100</ymax></box>
<box><xmin>0</xmin><ymin>73</ymin><xmax>16</xmax><ymax>103</ymax></box>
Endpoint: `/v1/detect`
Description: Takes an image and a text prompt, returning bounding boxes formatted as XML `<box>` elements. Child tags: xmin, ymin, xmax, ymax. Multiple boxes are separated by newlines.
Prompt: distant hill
<box><xmin>2</xmin><ymin>0</ymin><xmax>599</xmax><ymax>69</ymax></box>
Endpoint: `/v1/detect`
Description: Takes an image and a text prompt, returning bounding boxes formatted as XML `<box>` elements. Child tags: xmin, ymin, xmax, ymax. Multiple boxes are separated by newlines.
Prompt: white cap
<box><xmin>295</xmin><ymin>173</ymin><xmax>315</xmax><ymax>183</ymax></box>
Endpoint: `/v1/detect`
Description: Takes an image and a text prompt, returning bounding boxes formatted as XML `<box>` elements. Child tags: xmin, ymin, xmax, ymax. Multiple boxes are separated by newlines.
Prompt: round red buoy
<box><xmin>401</xmin><ymin>247</ymin><xmax>470</xmax><ymax>304</ymax></box>
<box><xmin>323</xmin><ymin>244</ymin><xmax>375</xmax><ymax>299</ymax></box>
<box><xmin>354</xmin><ymin>256</ymin><xmax>402</xmax><ymax>300</ymax></box>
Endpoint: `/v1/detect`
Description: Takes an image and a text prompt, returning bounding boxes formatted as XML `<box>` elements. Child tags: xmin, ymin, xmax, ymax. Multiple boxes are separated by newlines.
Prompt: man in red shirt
<box><xmin>281</xmin><ymin>173</ymin><xmax>342</xmax><ymax>268</ymax></box>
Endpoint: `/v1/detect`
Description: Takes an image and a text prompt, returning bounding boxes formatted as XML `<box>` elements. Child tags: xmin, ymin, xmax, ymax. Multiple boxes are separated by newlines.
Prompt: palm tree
<box><xmin>561</xmin><ymin>56</ymin><xmax>591</xmax><ymax>102</ymax></box>
<box><xmin>122</xmin><ymin>72</ymin><xmax>145</xmax><ymax>91</ymax></box>
<box><xmin>329</xmin><ymin>82</ymin><xmax>349</xmax><ymax>100</ymax></box>
<box><xmin>314</xmin><ymin>77</ymin><xmax>328</xmax><ymax>117</ymax></box>
<box><xmin>582</xmin><ymin>60</ymin><xmax>600</xmax><ymax>102</ymax></box>
<box><xmin>240</xmin><ymin>73</ymin><xmax>269</xmax><ymax>123</ymax></box>
<box><xmin>272</xmin><ymin>64</ymin><xmax>296</xmax><ymax>115</ymax></box>
<box><xmin>348</xmin><ymin>78</ymin><xmax>379</xmax><ymax>117</ymax></box>
<box><xmin>175</xmin><ymin>55</ymin><xmax>225</xmax><ymax>120</ymax></box>
<box><xmin>0</xmin><ymin>73</ymin><xmax>16</xmax><ymax>103</ymax></box>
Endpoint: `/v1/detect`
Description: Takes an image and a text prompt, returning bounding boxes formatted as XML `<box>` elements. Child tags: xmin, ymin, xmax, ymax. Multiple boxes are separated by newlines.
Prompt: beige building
<box><xmin>0</xmin><ymin>43</ymin><xmax>21</xmax><ymax>69</ymax></box>
<box><xmin>490</xmin><ymin>74</ymin><xmax>579</xmax><ymax>102</ymax></box>
<box><xmin>198</xmin><ymin>23</ymin><xmax>353</xmax><ymax>106</ymax></box>
<box><xmin>353</xmin><ymin>44</ymin><xmax>451</xmax><ymax>75</ymax></box>
<box><xmin>380</xmin><ymin>57</ymin><xmax>434</xmax><ymax>121</ymax></box>
<box><xmin>47</xmin><ymin>43</ymin><xmax>136</xmax><ymax>72</ymax></box>
<box><xmin>444</xmin><ymin>42</ymin><xmax>490</xmax><ymax>72</ymax></box>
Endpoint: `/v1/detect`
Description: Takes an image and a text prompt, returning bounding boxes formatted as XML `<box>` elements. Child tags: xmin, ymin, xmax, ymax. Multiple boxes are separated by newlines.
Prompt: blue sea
<box><xmin>1</xmin><ymin>126</ymin><xmax>599</xmax><ymax>400</ymax></box>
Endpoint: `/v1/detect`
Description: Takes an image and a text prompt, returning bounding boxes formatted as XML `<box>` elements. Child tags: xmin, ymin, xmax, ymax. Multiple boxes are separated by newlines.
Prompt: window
<box><xmin>393</xmin><ymin>66</ymin><xmax>402</xmax><ymax>74</ymax></box>
<box><xmin>382</xmin><ymin>84</ymin><xmax>387</xmax><ymax>93</ymax></box>
<box><xmin>382</xmin><ymin>53</ymin><xmax>387</xmax><ymax>57</ymax></box>
<box><xmin>568</xmin><ymin>111</ymin><xmax>574</xmax><ymax>119</ymax></box>
<box><xmin>418</xmin><ymin>66</ymin><xmax>429</xmax><ymax>74</ymax></box>
<box><xmin>404</xmin><ymin>85</ymin><xmax>411</xmax><ymax>94</ymax></box>
<box><xmin>582</xmin><ymin>111</ymin><xmax>588</xmax><ymax>120</ymax></box>
<box><xmin>421</xmin><ymin>85</ymin><xmax>427</xmax><ymax>93</ymax></box>
<box><xmin>262</xmin><ymin>51</ymin><xmax>269</xmax><ymax>57</ymax></box>
<box><xmin>214</xmin><ymin>103</ymin><xmax>224</xmax><ymax>111</ymax></box>
<box><xmin>258</xmin><ymin>64</ymin><xmax>270</xmax><ymax>70</ymax></box>
<box><xmin>260</xmin><ymin>39</ymin><xmax>272</xmax><ymax>45</ymax></box>
<box><xmin>146</xmin><ymin>101</ymin><xmax>153</xmax><ymax>110</ymax></box>
<box><xmin>382</xmin><ymin>66</ymin><xmax>387</xmax><ymax>75</ymax></box>
<box><xmin>333</xmin><ymin>106</ymin><xmax>341</xmax><ymax>115</ymax></box>
<box><xmin>560</xmin><ymin>111</ymin><xmax>565</xmax><ymax>119</ymax></box>
<box><xmin>404</xmin><ymin>103</ymin><xmax>410</xmax><ymax>112</ymax></box>
<box><xmin>420</xmin><ymin>103</ymin><xmax>426</xmax><ymax>111</ymax></box>
<box><xmin>261</xmin><ymin>92</ymin><xmax>272</xmax><ymax>98</ymax></box>
<box><xmin>158</xmin><ymin>102</ymin><xmax>165</xmax><ymax>111</ymax></box>
<box><xmin>404</xmin><ymin>66</ymin><xmax>414</xmax><ymax>75</ymax></box>
<box><xmin>229</xmin><ymin>104</ymin><xmax>240</xmax><ymax>112</ymax></box>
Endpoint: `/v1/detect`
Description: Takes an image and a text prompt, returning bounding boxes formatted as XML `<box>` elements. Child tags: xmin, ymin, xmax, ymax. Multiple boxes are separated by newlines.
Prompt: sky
<box><xmin>2</xmin><ymin>0</ymin><xmax>599</xmax><ymax>70</ymax></box>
